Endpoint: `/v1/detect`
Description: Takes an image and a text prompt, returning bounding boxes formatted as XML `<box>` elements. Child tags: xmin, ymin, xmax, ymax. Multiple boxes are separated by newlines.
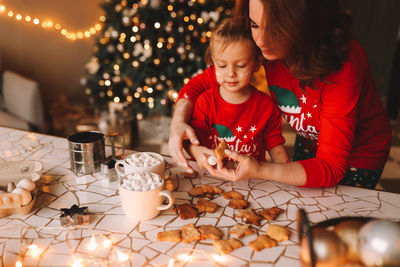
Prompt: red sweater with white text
<box><xmin>178</xmin><ymin>39</ymin><xmax>392</xmax><ymax>187</ymax></box>
<box><xmin>190</xmin><ymin>85</ymin><xmax>285</xmax><ymax>161</ymax></box>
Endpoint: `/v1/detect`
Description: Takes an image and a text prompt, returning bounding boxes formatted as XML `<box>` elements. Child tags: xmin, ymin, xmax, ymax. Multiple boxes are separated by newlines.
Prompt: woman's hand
<box><xmin>168</xmin><ymin>99</ymin><xmax>199</xmax><ymax>171</ymax></box>
<box><xmin>205</xmin><ymin>149</ymin><xmax>261</xmax><ymax>181</ymax></box>
<box><xmin>168</xmin><ymin>120</ymin><xmax>199</xmax><ymax>171</ymax></box>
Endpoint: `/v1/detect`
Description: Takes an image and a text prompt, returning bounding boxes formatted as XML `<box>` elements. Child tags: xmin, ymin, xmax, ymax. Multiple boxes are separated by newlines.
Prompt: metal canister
<box><xmin>68</xmin><ymin>131</ymin><xmax>105</xmax><ymax>176</ymax></box>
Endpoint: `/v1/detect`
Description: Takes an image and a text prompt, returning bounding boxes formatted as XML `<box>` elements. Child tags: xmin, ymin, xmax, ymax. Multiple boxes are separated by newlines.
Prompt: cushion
<box><xmin>2</xmin><ymin>71</ymin><xmax>44</xmax><ymax>130</ymax></box>
<box><xmin>0</xmin><ymin>110</ymin><xmax>30</xmax><ymax>130</ymax></box>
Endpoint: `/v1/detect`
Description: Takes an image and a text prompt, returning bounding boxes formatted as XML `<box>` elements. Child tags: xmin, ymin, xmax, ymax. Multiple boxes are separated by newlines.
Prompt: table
<box><xmin>0</xmin><ymin>126</ymin><xmax>399</xmax><ymax>266</ymax></box>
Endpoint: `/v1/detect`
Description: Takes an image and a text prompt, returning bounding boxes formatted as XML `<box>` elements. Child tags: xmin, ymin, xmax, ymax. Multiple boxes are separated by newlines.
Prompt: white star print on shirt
<box><xmin>236</xmin><ymin>126</ymin><xmax>242</xmax><ymax>132</ymax></box>
<box><xmin>307</xmin><ymin>112</ymin><xmax>312</xmax><ymax>118</ymax></box>
<box><xmin>300</xmin><ymin>95</ymin><xmax>307</xmax><ymax>104</ymax></box>
<box><xmin>244</xmin><ymin>134</ymin><xmax>248</xmax><ymax>139</ymax></box>
<box><xmin>250</xmin><ymin>126</ymin><xmax>257</xmax><ymax>132</ymax></box>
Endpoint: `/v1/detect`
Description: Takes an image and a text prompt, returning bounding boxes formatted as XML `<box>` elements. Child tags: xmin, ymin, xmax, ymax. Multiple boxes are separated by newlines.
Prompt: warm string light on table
<box><xmin>1</xmin><ymin>222</ymin><xmax>232</xmax><ymax>267</ymax></box>
<box><xmin>167</xmin><ymin>248</ymin><xmax>228</xmax><ymax>266</ymax></box>
<box><xmin>15</xmin><ymin>226</ymin><xmax>230</xmax><ymax>267</ymax></box>
<box><xmin>0</xmin><ymin>2</ymin><xmax>103</xmax><ymax>41</ymax></box>
<box><xmin>11</xmin><ymin>226</ymin><xmax>133</xmax><ymax>267</ymax></box>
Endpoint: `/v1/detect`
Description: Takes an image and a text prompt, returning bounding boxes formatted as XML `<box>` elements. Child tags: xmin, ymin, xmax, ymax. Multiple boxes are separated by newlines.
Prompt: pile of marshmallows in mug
<box><xmin>119</xmin><ymin>153</ymin><xmax>163</xmax><ymax>192</ymax></box>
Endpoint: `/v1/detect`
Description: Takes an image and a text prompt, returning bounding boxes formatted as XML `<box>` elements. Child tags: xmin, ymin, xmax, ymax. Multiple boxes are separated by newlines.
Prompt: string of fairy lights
<box><xmin>11</xmin><ymin>225</ymin><xmax>230</xmax><ymax>266</ymax></box>
<box><xmin>0</xmin><ymin>2</ymin><xmax>103</xmax><ymax>41</ymax></box>
<box><xmin>1</xmin><ymin>0</ymin><xmax>233</xmax><ymax>118</ymax></box>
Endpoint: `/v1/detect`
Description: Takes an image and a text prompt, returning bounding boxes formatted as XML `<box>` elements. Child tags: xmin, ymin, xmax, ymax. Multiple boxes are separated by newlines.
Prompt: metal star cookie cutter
<box><xmin>60</xmin><ymin>204</ymin><xmax>90</xmax><ymax>227</ymax></box>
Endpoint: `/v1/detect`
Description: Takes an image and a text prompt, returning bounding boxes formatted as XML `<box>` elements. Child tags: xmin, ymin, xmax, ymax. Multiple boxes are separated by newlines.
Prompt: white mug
<box><xmin>118</xmin><ymin>173</ymin><xmax>174</xmax><ymax>221</ymax></box>
<box><xmin>115</xmin><ymin>152</ymin><xmax>165</xmax><ymax>177</ymax></box>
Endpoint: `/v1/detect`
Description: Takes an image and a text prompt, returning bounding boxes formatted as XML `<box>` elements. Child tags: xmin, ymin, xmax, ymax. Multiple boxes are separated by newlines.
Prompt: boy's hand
<box><xmin>188</xmin><ymin>145</ymin><xmax>214</xmax><ymax>170</ymax></box>
<box><xmin>205</xmin><ymin>149</ymin><xmax>260</xmax><ymax>181</ymax></box>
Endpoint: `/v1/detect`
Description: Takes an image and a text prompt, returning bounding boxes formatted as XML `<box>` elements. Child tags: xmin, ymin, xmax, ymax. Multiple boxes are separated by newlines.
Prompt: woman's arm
<box><xmin>177</xmin><ymin>66</ymin><xmax>218</xmax><ymax>103</ymax></box>
<box><xmin>168</xmin><ymin>99</ymin><xmax>198</xmax><ymax>171</ymax></box>
<box><xmin>205</xmin><ymin>149</ymin><xmax>307</xmax><ymax>186</ymax></box>
<box><xmin>169</xmin><ymin>66</ymin><xmax>219</xmax><ymax>170</ymax></box>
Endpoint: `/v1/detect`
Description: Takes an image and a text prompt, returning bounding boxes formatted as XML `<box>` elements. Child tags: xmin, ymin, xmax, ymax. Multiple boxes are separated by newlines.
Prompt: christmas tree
<box><xmin>83</xmin><ymin>0</ymin><xmax>234</xmax><ymax>118</ymax></box>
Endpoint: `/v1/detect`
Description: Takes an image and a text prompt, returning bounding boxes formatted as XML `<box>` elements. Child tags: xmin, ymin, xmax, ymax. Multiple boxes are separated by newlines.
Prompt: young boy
<box><xmin>185</xmin><ymin>18</ymin><xmax>289</xmax><ymax>168</ymax></box>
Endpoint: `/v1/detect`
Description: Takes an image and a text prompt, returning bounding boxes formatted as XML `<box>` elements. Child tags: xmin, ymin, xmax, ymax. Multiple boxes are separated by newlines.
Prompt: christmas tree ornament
<box><xmin>111</xmin><ymin>30</ymin><xmax>119</xmax><ymax>38</ymax></box>
<box><xmin>80</xmin><ymin>77</ymin><xmax>87</xmax><ymax>85</ymax></box>
<box><xmin>358</xmin><ymin>219</ymin><xmax>400</xmax><ymax>266</ymax></box>
<box><xmin>300</xmin><ymin>228</ymin><xmax>347</xmax><ymax>267</ymax></box>
<box><xmin>116</xmin><ymin>43</ymin><xmax>124</xmax><ymax>52</ymax></box>
<box><xmin>103</xmin><ymin>73</ymin><xmax>111</xmax><ymax>79</ymax></box>
<box><xmin>86</xmin><ymin>57</ymin><xmax>100</xmax><ymax>75</ymax></box>
<box><xmin>133</xmin><ymin>43</ymin><xmax>143</xmax><ymax>56</ymax></box>
<box><xmin>106</xmin><ymin>44</ymin><xmax>115</xmax><ymax>53</ymax></box>
<box><xmin>112</xmin><ymin>76</ymin><xmax>121</xmax><ymax>83</ymax></box>
<box><xmin>115</xmin><ymin>4</ymin><xmax>123</xmax><ymax>12</ymax></box>
<box><xmin>332</xmin><ymin>220</ymin><xmax>364</xmax><ymax>262</ymax></box>
<box><xmin>122</xmin><ymin>16</ymin><xmax>130</xmax><ymax>26</ymax></box>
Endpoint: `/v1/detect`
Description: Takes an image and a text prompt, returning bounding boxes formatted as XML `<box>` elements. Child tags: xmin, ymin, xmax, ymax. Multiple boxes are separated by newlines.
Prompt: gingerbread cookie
<box><xmin>188</xmin><ymin>186</ymin><xmax>204</xmax><ymax>197</ymax></box>
<box><xmin>213</xmin><ymin>238</ymin><xmax>243</xmax><ymax>255</ymax></box>
<box><xmin>200</xmin><ymin>184</ymin><xmax>223</xmax><ymax>194</ymax></box>
<box><xmin>195</xmin><ymin>198</ymin><xmax>218</xmax><ymax>213</ymax></box>
<box><xmin>198</xmin><ymin>225</ymin><xmax>223</xmax><ymax>240</ymax></box>
<box><xmin>157</xmin><ymin>229</ymin><xmax>181</xmax><ymax>242</ymax></box>
<box><xmin>165</xmin><ymin>179</ymin><xmax>177</xmax><ymax>192</ymax></box>
<box><xmin>265</xmin><ymin>224</ymin><xmax>291</xmax><ymax>242</ymax></box>
<box><xmin>249</xmin><ymin>234</ymin><xmax>277</xmax><ymax>252</ymax></box>
<box><xmin>223</xmin><ymin>190</ymin><xmax>244</xmax><ymax>200</ymax></box>
<box><xmin>175</xmin><ymin>204</ymin><xmax>198</xmax><ymax>220</ymax></box>
<box><xmin>258</xmin><ymin>207</ymin><xmax>284</xmax><ymax>221</ymax></box>
<box><xmin>228</xmin><ymin>199</ymin><xmax>249</xmax><ymax>209</ymax></box>
<box><xmin>188</xmin><ymin>184</ymin><xmax>223</xmax><ymax>198</ymax></box>
<box><xmin>229</xmin><ymin>224</ymin><xmax>255</xmax><ymax>238</ymax></box>
<box><xmin>182</xmin><ymin>170</ymin><xmax>199</xmax><ymax>179</ymax></box>
<box><xmin>214</xmin><ymin>140</ymin><xmax>227</xmax><ymax>162</ymax></box>
<box><xmin>181</xmin><ymin>223</ymin><xmax>201</xmax><ymax>243</ymax></box>
<box><xmin>236</xmin><ymin>208</ymin><xmax>263</xmax><ymax>226</ymax></box>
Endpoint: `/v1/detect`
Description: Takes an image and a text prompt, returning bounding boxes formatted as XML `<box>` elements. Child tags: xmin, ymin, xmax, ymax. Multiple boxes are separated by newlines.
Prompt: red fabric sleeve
<box><xmin>263</xmin><ymin>100</ymin><xmax>285</xmax><ymax>151</ymax></box>
<box><xmin>301</xmin><ymin>59</ymin><xmax>361</xmax><ymax>187</ymax></box>
<box><xmin>177</xmin><ymin>66</ymin><xmax>218</xmax><ymax>103</ymax></box>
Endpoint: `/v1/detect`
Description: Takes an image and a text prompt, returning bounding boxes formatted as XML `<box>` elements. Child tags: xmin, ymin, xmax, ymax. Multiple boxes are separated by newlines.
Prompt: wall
<box><xmin>341</xmin><ymin>0</ymin><xmax>400</xmax><ymax>96</ymax></box>
<box><xmin>0</xmin><ymin>0</ymin><xmax>103</xmax><ymax>120</ymax></box>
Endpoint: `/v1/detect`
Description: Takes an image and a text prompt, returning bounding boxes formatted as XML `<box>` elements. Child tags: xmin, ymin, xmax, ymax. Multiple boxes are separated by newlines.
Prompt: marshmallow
<box><xmin>121</xmin><ymin>172</ymin><xmax>163</xmax><ymax>192</ymax></box>
<box><xmin>16</xmin><ymin>178</ymin><xmax>36</xmax><ymax>191</ymax></box>
<box><xmin>125</xmin><ymin>152</ymin><xmax>162</xmax><ymax>168</ymax></box>
<box><xmin>208</xmin><ymin>155</ymin><xmax>218</xmax><ymax>166</ymax></box>
<box><xmin>12</xmin><ymin>188</ymin><xmax>32</xmax><ymax>206</ymax></box>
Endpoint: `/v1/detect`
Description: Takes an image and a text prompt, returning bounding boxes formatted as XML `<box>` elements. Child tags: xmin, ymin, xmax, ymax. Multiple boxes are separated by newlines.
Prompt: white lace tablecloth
<box><xmin>0</xmin><ymin>126</ymin><xmax>399</xmax><ymax>266</ymax></box>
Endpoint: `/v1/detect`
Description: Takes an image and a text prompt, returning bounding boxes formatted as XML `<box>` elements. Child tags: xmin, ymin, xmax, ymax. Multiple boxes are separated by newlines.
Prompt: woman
<box><xmin>169</xmin><ymin>0</ymin><xmax>392</xmax><ymax>188</ymax></box>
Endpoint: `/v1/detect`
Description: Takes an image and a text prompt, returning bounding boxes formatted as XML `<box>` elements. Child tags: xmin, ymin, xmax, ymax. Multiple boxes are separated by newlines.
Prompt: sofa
<box><xmin>0</xmin><ymin>70</ymin><xmax>45</xmax><ymax>132</ymax></box>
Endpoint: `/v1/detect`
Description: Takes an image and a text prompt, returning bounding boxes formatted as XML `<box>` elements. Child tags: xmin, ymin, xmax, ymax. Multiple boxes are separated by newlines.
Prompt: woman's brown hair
<box><xmin>234</xmin><ymin>0</ymin><xmax>353</xmax><ymax>88</ymax></box>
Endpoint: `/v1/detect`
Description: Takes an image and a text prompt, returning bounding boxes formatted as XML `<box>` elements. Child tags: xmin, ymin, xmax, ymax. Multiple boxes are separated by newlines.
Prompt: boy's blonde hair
<box><xmin>206</xmin><ymin>17</ymin><xmax>261</xmax><ymax>65</ymax></box>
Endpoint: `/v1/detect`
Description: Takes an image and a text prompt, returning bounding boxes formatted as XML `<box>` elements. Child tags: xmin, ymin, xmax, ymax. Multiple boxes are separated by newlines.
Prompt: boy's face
<box><xmin>212</xmin><ymin>40</ymin><xmax>259</xmax><ymax>93</ymax></box>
